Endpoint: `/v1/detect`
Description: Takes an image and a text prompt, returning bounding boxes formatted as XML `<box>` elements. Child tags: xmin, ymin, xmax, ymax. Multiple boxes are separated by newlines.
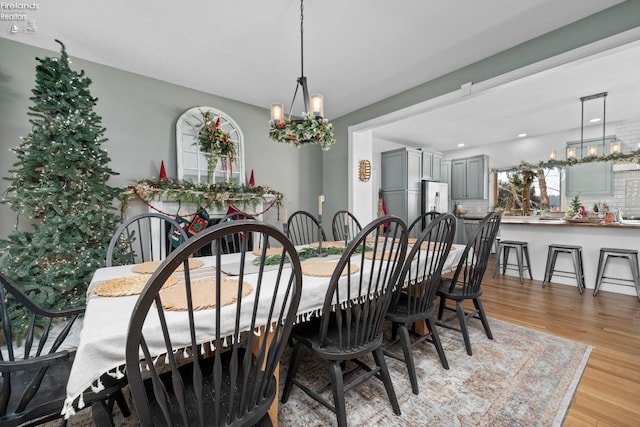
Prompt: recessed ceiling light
<box><xmin>457</xmin><ymin>143</ymin><xmax>465</xmax><ymax>147</ymax></box>
<box><xmin>517</xmin><ymin>133</ymin><xmax>527</xmax><ymax>138</ymax></box>
<box><xmin>589</xmin><ymin>118</ymin><xmax>601</xmax><ymax>123</ymax></box>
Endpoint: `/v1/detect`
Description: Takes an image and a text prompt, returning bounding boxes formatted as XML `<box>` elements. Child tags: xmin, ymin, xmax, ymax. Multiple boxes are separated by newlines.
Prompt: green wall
<box><xmin>323</xmin><ymin>0</ymin><xmax>640</xmax><ymax>220</ymax></box>
<box><xmin>0</xmin><ymin>37</ymin><xmax>323</xmax><ymax>240</ymax></box>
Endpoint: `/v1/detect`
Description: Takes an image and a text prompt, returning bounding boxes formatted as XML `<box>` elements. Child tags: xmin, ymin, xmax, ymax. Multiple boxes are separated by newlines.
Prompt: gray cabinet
<box><xmin>381</xmin><ymin>148</ymin><xmax>422</xmax><ymax>225</ymax></box>
<box><xmin>421</xmin><ymin>151</ymin><xmax>443</xmax><ymax>181</ymax></box>
<box><xmin>381</xmin><ymin>148</ymin><xmax>421</xmax><ymax>191</ymax></box>
<box><xmin>566</xmin><ymin>163</ymin><xmax>613</xmax><ymax>196</ymax></box>
<box><xmin>450</xmin><ymin>155</ymin><xmax>489</xmax><ymax>200</ymax></box>
<box><xmin>565</xmin><ymin>137</ymin><xmax>614</xmax><ymax>197</ymax></box>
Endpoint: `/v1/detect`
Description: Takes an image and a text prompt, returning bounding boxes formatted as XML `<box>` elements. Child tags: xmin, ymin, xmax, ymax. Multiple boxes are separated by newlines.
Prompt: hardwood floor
<box><xmin>482</xmin><ymin>259</ymin><xmax>640</xmax><ymax>426</ymax></box>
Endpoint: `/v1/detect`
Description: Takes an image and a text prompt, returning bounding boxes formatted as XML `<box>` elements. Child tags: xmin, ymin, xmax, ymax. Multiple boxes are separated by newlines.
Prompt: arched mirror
<box><xmin>176</xmin><ymin>106</ymin><xmax>245</xmax><ymax>184</ymax></box>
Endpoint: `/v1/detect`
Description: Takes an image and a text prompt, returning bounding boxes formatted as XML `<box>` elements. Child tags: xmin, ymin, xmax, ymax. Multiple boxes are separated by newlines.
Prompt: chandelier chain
<box><xmin>300</xmin><ymin>0</ymin><xmax>304</xmax><ymax>78</ymax></box>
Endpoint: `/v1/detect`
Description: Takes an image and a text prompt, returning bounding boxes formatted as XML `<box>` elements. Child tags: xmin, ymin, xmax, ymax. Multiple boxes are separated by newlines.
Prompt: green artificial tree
<box><xmin>0</xmin><ymin>40</ymin><xmax>121</xmax><ymax>327</ymax></box>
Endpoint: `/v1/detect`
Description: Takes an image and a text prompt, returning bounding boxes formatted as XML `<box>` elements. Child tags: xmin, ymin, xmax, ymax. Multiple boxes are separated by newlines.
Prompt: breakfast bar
<box><xmin>498</xmin><ymin>217</ymin><xmax>640</xmax><ymax>296</ymax></box>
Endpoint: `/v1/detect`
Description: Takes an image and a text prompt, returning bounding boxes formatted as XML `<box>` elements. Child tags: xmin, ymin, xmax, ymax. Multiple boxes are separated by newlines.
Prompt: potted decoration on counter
<box><xmin>564</xmin><ymin>194</ymin><xmax>600</xmax><ymax>223</ymax></box>
<box><xmin>198</xmin><ymin>110</ymin><xmax>236</xmax><ymax>182</ymax></box>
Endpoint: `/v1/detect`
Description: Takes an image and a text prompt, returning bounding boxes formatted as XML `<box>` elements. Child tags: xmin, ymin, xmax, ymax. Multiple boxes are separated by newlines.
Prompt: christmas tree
<box><xmin>0</xmin><ymin>40</ymin><xmax>121</xmax><ymax>323</ymax></box>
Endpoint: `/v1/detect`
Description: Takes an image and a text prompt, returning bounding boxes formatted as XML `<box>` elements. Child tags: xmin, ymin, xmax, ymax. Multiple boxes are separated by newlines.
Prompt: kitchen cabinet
<box><xmin>381</xmin><ymin>148</ymin><xmax>421</xmax><ymax>191</ymax></box>
<box><xmin>422</xmin><ymin>151</ymin><xmax>443</xmax><ymax>181</ymax></box>
<box><xmin>381</xmin><ymin>148</ymin><xmax>422</xmax><ymax>226</ymax></box>
<box><xmin>565</xmin><ymin>137</ymin><xmax>614</xmax><ymax>197</ymax></box>
<box><xmin>450</xmin><ymin>155</ymin><xmax>489</xmax><ymax>200</ymax></box>
<box><xmin>566</xmin><ymin>163</ymin><xmax>613</xmax><ymax>196</ymax></box>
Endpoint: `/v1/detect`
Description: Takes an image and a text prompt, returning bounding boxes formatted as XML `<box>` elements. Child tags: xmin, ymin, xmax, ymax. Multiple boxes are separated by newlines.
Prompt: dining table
<box><xmin>62</xmin><ymin>241</ymin><xmax>465</xmax><ymax>423</ymax></box>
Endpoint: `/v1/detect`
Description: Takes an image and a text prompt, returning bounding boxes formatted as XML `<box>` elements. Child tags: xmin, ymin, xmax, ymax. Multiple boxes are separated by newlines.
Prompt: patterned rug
<box><xmin>278</xmin><ymin>318</ymin><xmax>591</xmax><ymax>427</ymax></box>
<box><xmin>58</xmin><ymin>318</ymin><xmax>590</xmax><ymax>426</ymax></box>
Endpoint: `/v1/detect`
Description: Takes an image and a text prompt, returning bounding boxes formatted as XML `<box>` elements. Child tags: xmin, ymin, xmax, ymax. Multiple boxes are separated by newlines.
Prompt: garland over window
<box><xmin>498</xmin><ymin>149</ymin><xmax>640</xmax><ymax>173</ymax></box>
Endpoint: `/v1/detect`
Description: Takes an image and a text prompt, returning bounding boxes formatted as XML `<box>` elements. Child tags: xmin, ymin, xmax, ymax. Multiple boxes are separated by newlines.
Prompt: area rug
<box><xmin>278</xmin><ymin>318</ymin><xmax>591</xmax><ymax>427</ymax></box>
<box><xmin>57</xmin><ymin>318</ymin><xmax>590</xmax><ymax>426</ymax></box>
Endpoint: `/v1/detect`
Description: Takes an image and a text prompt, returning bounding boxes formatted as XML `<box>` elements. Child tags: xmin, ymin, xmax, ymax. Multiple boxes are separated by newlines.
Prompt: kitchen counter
<box><xmin>500</xmin><ymin>217</ymin><xmax>640</xmax><ymax>229</ymax></box>
<box><xmin>498</xmin><ymin>219</ymin><xmax>640</xmax><ymax>296</ymax></box>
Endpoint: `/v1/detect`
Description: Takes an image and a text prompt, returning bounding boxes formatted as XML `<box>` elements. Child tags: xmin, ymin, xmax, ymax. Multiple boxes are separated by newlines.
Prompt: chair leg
<box><xmin>426</xmin><ymin>317</ymin><xmax>449</xmax><ymax>370</ymax></box>
<box><xmin>372</xmin><ymin>348</ymin><xmax>401</xmax><ymax>416</ymax></box>
<box><xmin>391</xmin><ymin>322</ymin><xmax>399</xmax><ymax>341</ymax></box>
<box><xmin>281</xmin><ymin>342</ymin><xmax>305</xmax><ymax>403</ymax></box>
<box><xmin>328</xmin><ymin>360</ymin><xmax>347</xmax><ymax>427</ymax></box>
<box><xmin>398</xmin><ymin>324</ymin><xmax>418</xmax><ymax>395</ymax></box>
<box><xmin>473</xmin><ymin>298</ymin><xmax>493</xmax><ymax>340</ymax></box>
<box><xmin>456</xmin><ymin>301</ymin><xmax>472</xmax><ymax>356</ymax></box>
<box><xmin>113</xmin><ymin>389</ymin><xmax>131</xmax><ymax>417</ymax></box>
<box><xmin>91</xmin><ymin>400</ymin><xmax>115</xmax><ymax>427</ymax></box>
<box><xmin>437</xmin><ymin>295</ymin><xmax>446</xmax><ymax>320</ymax></box>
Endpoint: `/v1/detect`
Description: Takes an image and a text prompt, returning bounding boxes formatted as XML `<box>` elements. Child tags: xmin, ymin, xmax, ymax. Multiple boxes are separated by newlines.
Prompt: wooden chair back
<box><xmin>286</xmin><ymin>210</ymin><xmax>326</xmax><ymax>246</ymax></box>
<box><xmin>331</xmin><ymin>210</ymin><xmax>362</xmax><ymax>242</ymax></box>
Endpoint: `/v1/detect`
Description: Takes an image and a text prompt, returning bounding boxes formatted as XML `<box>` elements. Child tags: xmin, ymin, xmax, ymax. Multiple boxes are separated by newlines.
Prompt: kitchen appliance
<box><xmin>420</xmin><ymin>180</ymin><xmax>449</xmax><ymax>215</ymax></box>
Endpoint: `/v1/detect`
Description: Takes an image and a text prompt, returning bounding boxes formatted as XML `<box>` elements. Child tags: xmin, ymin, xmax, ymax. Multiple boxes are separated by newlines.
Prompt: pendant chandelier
<box><xmin>268</xmin><ymin>0</ymin><xmax>336</xmax><ymax>151</ymax></box>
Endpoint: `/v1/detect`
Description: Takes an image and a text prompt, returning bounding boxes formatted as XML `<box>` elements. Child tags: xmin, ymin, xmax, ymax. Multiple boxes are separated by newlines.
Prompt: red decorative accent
<box><xmin>249</xmin><ymin>170</ymin><xmax>255</xmax><ymax>187</ymax></box>
<box><xmin>159</xmin><ymin>161</ymin><xmax>167</xmax><ymax>181</ymax></box>
<box><xmin>187</xmin><ymin>215</ymin><xmax>208</xmax><ymax>235</ymax></box>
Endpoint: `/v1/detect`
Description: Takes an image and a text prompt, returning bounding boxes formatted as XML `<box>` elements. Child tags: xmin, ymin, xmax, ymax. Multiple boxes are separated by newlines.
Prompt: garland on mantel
<box><xmin>118</xmin><ymin>178</ymin><xmax>283</xmax><ymax>218</ymax></box>
<box><xmin>495</xmin><ymin>149</ymin><xmax>640</xmax><ymax>173</ymax></box>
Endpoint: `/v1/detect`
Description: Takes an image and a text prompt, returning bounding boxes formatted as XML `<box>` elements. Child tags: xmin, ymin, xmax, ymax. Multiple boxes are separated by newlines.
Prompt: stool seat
<box><xmin>493</xmin><ymin>240</ymin><xmax>532</xmax><ymax>284</ymax></box>
<box><xmin>542</xmin><ymin>244</ymin><xmax>585</xmax><ymax>294</ymax></box>
<box><xmin>594</xmin><ymin>248</ymin><xmax>640</xmax><ymax>300</ymax></box>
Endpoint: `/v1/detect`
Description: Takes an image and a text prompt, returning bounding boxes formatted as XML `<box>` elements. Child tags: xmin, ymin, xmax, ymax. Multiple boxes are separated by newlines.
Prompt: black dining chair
<box><xmin>281</xmin><ymin>215</ymin><xmax>408</xmax><ymax>427</ymax></box>
<box><xmin>407</xmin><ymin>211</ymin><xmax>440</xmax><ymax>239</ymax></box>
<box><xmin>0</xmin><ymin>272</ymin><xmax>129</xmax><ymax>427</ymax></box>
<box><xmin>436</xmin><ymin>212</ymin><xmax>501</xmax><ymax>356</ymax></box>
<box><xmin>331</xmin><ymin>210</ymin><xmax>362</xmax><ymax>242</ymax></box>
<box><xmin>125</xmin><ymin>220</ymin><xmax>303</xmax><ymax>427</ymax></box>
<box><xmin>384</xmin><ymin>213</ymin><xmax>457</xmax><ymax>394</ymax></box>
<box><xmin>214</xmin><ymin>210</ymin><xmax>257</xmax><ymax>254</ymax></box>
<box><xmin>106</xmin><ymin>212</ymin><xmax>189</xmax><ymax>267</ymax></box>
<box><xmin>286</xmin><ymin>210</ymin><xmax>327</xmax><ymax>246</ymax></box>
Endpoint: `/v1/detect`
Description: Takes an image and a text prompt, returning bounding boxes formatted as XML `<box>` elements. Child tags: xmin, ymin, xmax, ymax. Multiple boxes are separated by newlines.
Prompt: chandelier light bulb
<box><xmin>270</xmin><ymin>104</ymin><xmax>284</xmax><ymax>124</ymax></box>
<box><xmin>310</xmin><ymin>94</ymin><xmax>324</xmax><ymax>118</ymax></box>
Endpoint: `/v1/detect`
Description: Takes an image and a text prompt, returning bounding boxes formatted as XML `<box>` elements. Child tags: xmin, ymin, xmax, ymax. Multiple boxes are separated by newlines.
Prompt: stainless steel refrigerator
<box><xmin>420</xmin><ymin>180</ymin><xmax>449</xmax><ymax>214</ymax></box>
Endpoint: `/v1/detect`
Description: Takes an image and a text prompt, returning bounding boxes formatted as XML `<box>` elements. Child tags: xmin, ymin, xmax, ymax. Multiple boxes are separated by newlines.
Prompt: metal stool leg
<box><xmin>542</xmin><ymin>246</ymin><xmax>554</xmax><ymax>287</ymax></box>
<box><xmin>515</xmin><ymin>245</ymin><xmax>524</xmax><ymax>284</ymax></box>
<box><xmin>570</xmin><ymin>249</ymin><xmax>583</xmax><ymax>294</ymax></box>
<box><xmin>629</xmin><ymin>253</ymin><xmax>640</xmax><ymax>301</ymax></box>
<box><xmin>523</xmin><ymin>245</ymin><xmax>533</xmax><ymax>280</ymax></box>
<box><xmin>593</xmin><ymin>250</ymin><xmax>607</xmax><ymax>296</ymax></box>
<box><xmin>492</xmin><ymin>243</ymin><xmax>502</xmax><ymax>278</ymax></box>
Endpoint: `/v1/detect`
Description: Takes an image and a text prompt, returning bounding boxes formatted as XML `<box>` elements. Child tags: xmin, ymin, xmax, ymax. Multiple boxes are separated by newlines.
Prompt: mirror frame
<box><xmin>176</xmin><ymin>106</ymin><xmax>246</xmax><ymax>185</ymax></box>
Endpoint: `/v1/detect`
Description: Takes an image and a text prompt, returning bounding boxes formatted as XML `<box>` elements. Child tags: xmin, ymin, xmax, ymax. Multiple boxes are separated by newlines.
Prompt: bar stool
<box><xmin>541</xmin><ymin>244</ymin><xmax>585</xmax><ymax>294</ymax></box>
<box><xmin>493</xmin><ymin>240</ymin><xmax>532</xmax><ymax>284</ymax></box>
<box><xmin>593</xmin><ymin>248</ymin><xmax>640</xmax><ymax>300</ymax></box>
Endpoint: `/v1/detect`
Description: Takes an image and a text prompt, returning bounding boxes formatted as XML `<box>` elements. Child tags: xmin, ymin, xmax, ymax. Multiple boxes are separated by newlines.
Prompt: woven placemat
<box><xmin>159</xmin><ymin>278</ymin><xmax>253</xmax><ymax>311</ymax></box>
<box><xmin>301</xmin><ymin>261</ymin><xmax>359</xmax><ymax>277</ymax></box>
<box><xmin>95</xmin><ymin>275</ymin><xmax>178</xmax><ymax>297</ymax></box>
<box><xmin>131</xmin><ymin>258</ymin><xmax>204</xmax><ymax>274</ymax></box>
<box><xmin>364</xmin><ymin>251</ymin><xmax>402</xmax><ymax>261</ymax></box>
<box><xmin>307</xmin><ymin>241</ymin><xmax>347</xmax><ymax>249</ymax></box>
<box><xmin>251</xmin><ymin>247</ymin><xmax>284</xmax><ymax>257</ymax></box>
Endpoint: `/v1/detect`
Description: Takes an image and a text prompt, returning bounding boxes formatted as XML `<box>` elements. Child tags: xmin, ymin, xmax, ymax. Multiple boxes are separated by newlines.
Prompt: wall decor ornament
<box><xmin>198</xmin><ymin>110</ymin><xmax>235</xmax><ymax>181</ymax></box>
<box><xmin>359</xmin><ymin>160</ymin><xmax>371</xmax><ymax>182</ymax></box>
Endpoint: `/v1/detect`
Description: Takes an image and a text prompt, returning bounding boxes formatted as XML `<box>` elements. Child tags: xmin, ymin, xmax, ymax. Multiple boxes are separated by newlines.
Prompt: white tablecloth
<box><xmin>62</xmin><ymin>244</ymin><xmax>464</xmax><ymax>416</ymax></box>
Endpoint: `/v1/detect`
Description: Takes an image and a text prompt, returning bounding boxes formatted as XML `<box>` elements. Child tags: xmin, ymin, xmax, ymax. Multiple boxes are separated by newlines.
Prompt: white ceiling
<box><xmin>374</xmin><ymin>39</ymin><xmax>640</xmax><ymax>152</ymax></box>
<box><xmin>1</xmin><ymin>0</ymin><xmax>625</xmax><ymax>123</ymax></box>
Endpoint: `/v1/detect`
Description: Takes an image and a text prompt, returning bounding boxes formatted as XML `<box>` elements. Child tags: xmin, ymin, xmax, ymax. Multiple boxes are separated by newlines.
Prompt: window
<box><xmin>496</xmin><ymin>168</ymin><xmax>561</xmax><ymax>213</ymax></box>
